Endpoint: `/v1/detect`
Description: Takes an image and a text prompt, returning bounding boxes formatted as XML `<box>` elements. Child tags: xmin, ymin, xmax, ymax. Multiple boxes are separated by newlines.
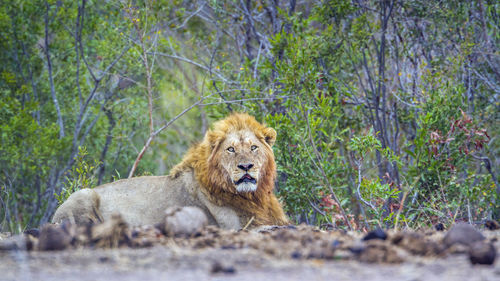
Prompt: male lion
<box><xmin>52</xmin><ymin>113</ymin><xmax>289</xmax><ymax>229</ymax></box>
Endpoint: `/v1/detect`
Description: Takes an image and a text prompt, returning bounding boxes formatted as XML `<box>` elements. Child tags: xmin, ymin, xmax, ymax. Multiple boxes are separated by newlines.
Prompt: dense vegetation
<box><xmin>1</xmin><ymin>0</ymin><xmax>498</xmax><ymax>232</ymax></box>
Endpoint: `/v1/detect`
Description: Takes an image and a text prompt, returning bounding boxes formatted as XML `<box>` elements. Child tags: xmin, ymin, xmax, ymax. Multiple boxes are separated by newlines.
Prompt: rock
<box><xmin>24</xmin><ymin>228</ymin><xmax>40</xmax><ymax>237</ymax></box>
<box><xmin>130</xmin><ymin>225</ymin><xmax>163</xmax><ymax>248</ymax></box>
<box><xmin>357</xmin><ymin>239</ymin><xmax>405</xmax><ymax>263</ymax></box>
<box><xmin>435</xmin><ymin>223</ymin><xmax>445</xmax><ymax>231</ymax></box>
<box><xmin>305</xmin><ymin>240</ymin><xmax>337</xmax><ymax>259</ymax></box>
<box><xmin>25</xmin><ymin>233</ymin><xmax>38</xmax><ymax>251</ymax></box>
<box><xmin>291</xmin><ymin>250</ymin><xmax>302</xmax><ymax>259</ymax></box>
<box><xmin>348</xmin><ymin>240</ymin><xmax>366</xmax><ymax>254</ymax></box>
<box><xmin>391</xmin><ymin>232</ymin><xmax>442</xmax><ymax>256</ymax></box>
<box><xmin>469</xmin><ymin>241</ymin><xmax>496</xmax><ymax>265</ymax></box>
<box><xmin>0</xmin><ymin>232</ymin><xmax>11</xmax><ymax>240</ymax></box>
<box><xmin>0</xmin><ymin>234</ymin><xmax>28</xmax><ymax>251</ymax></box>
<box><xmin>162</xmin><ymin>206</ymin><xmax>208</xmax><ymax>237</ymax></box>
<box><xmin>484</xmin><ymin>220</ymin><xmax>499</xmax><ymax>231</ymax></box>
<box><xmin>91</xmin><ymin>213</ymin><xmax>129</xmax><ymax>248</ymax></box>
<box><xmin>38</xmin><ymin>224</ymin><xmax>73</xmax><ymax>251</ymax></box>
<box><xmin>210</xmin><ymin>261</ymin><xmax>236</xmax><ymax>274</ymax></box>
<box><xmin>363</xmin><ymin>227</ymin><xmax>387</xmax><ymax>241</ymax></box>
<box><xmin>443</xmin><ymin>223</ymin><xmax>485</xmax><ymax>248</ymax></box>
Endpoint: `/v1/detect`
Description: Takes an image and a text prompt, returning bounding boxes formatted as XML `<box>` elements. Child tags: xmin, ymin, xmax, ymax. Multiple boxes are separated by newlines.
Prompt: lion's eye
<box><xmin>251</xmin><ymin>145</ymin><xmax>258</xmax><ymax>151</ymax></box>
<box><xmin>227</xmin><ymin>147</ymin><xmax>235</xmax><ymax>153</ymax></box>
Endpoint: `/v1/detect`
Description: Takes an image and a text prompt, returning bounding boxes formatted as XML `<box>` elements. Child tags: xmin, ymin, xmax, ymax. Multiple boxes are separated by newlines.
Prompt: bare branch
<box><xmin>128</xmin><ymin>94</ymin><xmax>213</xmax><ymax>178</ymax></box>
<box><xmin>354</xmin><ymin>159</ymin><xmax>377</xmax><ymax>212</ymax></box>
<box><xmin>174</xmin><ymin>2</ymin><xmax>206</xmax><ymax>30</ymax></box>
<box><xmin>44</xmin><ymin>0</ymin><xmax>64</xmax><ymax>138</ymax></box>
<box><xmin>152</xmin><ymin>51</ymin><xmax>232</xmax><ymax>83</ymax></box>
<box><xmin>304</xmin><ymin>109</ymin><xmax>352</xmax><ymax>230</ymax></box>
<box><xmin>200</xmin><ymin>95</ymin><xmax>289</xmax><ymax>106</ymax></box>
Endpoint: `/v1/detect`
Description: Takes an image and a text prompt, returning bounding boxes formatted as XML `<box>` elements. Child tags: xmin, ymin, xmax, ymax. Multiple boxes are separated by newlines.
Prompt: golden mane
<box><xmin>170</xmin><ymin>113</ymin><xmax>287</xmax><ymax>226</ymax></box>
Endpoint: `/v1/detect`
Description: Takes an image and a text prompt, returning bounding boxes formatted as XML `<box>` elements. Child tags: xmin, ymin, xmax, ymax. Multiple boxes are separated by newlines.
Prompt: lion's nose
<box><xmin>237</xmin><ymin>163</ymin><xmax>254</xmax><ymax>172</ymax></box>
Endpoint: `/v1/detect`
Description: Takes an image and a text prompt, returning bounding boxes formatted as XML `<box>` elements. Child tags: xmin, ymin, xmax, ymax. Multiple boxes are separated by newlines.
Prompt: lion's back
<box><xmin>96</xmin><ymin>174</ymin><xmax>216</xmax><ymax>226</ymax></box>
<box><xmin>52</xmin><ymin>174</ymin><xmax>218</xmax><ymax>226</ymax></box>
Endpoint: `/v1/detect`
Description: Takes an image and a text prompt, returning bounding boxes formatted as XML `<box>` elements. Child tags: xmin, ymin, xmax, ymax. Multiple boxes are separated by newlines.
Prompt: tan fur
<box><xmin>52</xmin><ymin>113</ymin><xmax>289</xmax><ymax>229</ymax></box>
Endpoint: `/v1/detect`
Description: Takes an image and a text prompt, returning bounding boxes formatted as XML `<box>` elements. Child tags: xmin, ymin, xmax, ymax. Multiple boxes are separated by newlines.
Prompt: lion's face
<box><xmin>173</xmin><ymin>113</ymin><xmax>277</xmax><ymax>195</ymax></box>
<box><xmin>217</xmin><ymin>129</ymin><xmax>272</xmax><ymax>192</ymax></box>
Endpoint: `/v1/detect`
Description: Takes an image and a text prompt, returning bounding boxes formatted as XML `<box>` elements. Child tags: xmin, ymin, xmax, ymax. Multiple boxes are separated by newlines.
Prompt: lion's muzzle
<box><xmin>234</xmin><ymin>173</ymin><xmax>258</xmax><ymax>192</ymax></box>
<box><xmin>235</xmin><ymin>173</ymin><xmax>257</xmax><ymax>185</ymax></box>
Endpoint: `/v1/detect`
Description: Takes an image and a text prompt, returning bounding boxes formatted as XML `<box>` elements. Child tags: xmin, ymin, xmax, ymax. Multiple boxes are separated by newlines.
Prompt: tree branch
<box><xmin>304</xmin><ymin>109</ymin><xmax>352</xmax><ymax>230</ymax></box>
<box><xmin>128</xmin><ymin>94</ymin><xmax>213</xmax><ymax>178</ymax></box>
<box><xmin>45</xmin><ymin>0</ymin><xmax>65</xmax><ymax>138</ymax></box>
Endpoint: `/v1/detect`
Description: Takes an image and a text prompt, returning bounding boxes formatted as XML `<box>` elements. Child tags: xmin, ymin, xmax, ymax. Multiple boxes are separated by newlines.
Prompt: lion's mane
<box><xmin>171</xmin><ymin>113</ymin><xmax>287</xmax><ymax>226</ymax></box>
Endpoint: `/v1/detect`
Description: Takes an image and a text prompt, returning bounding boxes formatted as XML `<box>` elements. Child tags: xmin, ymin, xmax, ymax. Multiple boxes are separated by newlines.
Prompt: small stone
<box><xmin>91</xmin><ymin>213</ymin><xmax>129</xmax><ymax>248</ymax></box>
<box><xmin>291</xmin><ymin>251</ymin><xmax>302</xmax><ymax>259</ymax></box>
<box><xmin>162</xmin><ymin>206</ymin><xmax>208</xmax><ymax>237</ymax></box>
<box><xmin>443</xmin><ymin>223</ymin><xmax>485</xmax><ymax>248</ymax></box>
<box><xmin>0</xmin><ymin>232</ymin><xmax>11</xmax><ymax>240</ymax></box>
<box><xmin>469</xmin><ymin>241</ymin><xmax>496</xmax><ymax>265</ymax></box>
<box><xmin>348</xmin><ymin>240</ymin><xmax>366</xmax><ymax>254</ymax></box>
<box><xmin>25</xmin><ymin>234</ymin><xmax>38</xmax><ymax>251</ymax></box>
<box><xmin>129</xmin><ymin>225</ymin><xmax>163</xmax><ymax>248</ymax></box>
<box><xmin>358</xmin><ymin>239</ymin><xmax>405</xmax><ymax>263</ymax></box>
<box><xmin>38</xmin><ymin>224</ymin><xmax>72</xmax><ymax>251</ymax></box>
<box><xmin>210</xmin><ymin>261</ymin><xmax>236</xmax><ymax>274</ymax></box>
<box><xmin>24</xmin><ymin>228</ymin><xmax>40</xmax><ymax>237</ymax></box>
<box><xmin>484</xmin><ymin>220</ymin><xmax>499</xmax><ymax>231</ymax></box>
<box><xmin>363</xmin><ymin>227</ymin><xmax>387</xmax><ymax>241</ymax></box>
<box><xmin>331</xmin><ymin>240</ymin><xmax>341</xmax><ymax>248</ymax></box>
<box><xmin>435</xmin><ymin>223</ymin><xmax>445</xmax><ymax>231</ymax></box>
<box><xmin>392</xmin><ymin>231</ymin><xmax>442</xmax><ymax>256</ymax></box>
<box><xmin>0</xmin><ymin>235</ymin><xmax>28</xmax><ymax>251</ymax></box>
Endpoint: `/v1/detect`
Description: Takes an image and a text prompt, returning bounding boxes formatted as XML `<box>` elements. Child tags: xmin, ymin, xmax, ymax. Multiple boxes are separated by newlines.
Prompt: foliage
<box><xmin>0</xmin><ymin>0</ymin><xmax>498</xmax><ymax>232</ymax></box>
<box><xmin>55</xmin><ymin>147</ymin><xmax>99</xmax><ymax>206</ymax></box>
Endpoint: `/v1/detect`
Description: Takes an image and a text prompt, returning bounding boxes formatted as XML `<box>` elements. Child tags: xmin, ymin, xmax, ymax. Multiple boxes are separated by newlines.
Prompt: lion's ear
<box><xmin>205</xmin><ymin>130</ymin><xmax>224</xmax><ymax>150</ymax></box>
<box><xmin>263</xmin><ymin>127</ymin><xmax>277</xmax><ymax>146</ymax></box>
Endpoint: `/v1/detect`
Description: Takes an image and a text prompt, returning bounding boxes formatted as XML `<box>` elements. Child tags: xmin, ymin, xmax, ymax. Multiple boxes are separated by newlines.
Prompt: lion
<box><xmin>52</xmin><ymin>113</ymin><xmax>289</xmax><ymax>229</ymax></box>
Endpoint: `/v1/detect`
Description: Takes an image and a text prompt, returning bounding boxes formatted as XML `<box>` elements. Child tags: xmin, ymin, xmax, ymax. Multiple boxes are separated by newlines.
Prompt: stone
<box><xmin>90</xmin><ymin>213</ymin><xmax>129</xmax><ymax>248</ymax></box>
<box><xmin>0</xmin><ymin>235</ymin><xmax>28</xmax><ymax>251</ymax></box>
<box><xmin>484</xmin><ymin>220</ymin><xmax>499</xmax><ymax>231</ymax></box>
<box><xmin>363</xmin><ymin>227</ymin><xmax>387</xmax><ymax>241</ymax></box>
<box><xmin>434</xmin><ymin>223</ymin><xmax>445</xmax><ymax>231</ymax></box>
<box><xmin>443</xmin><ymin>223</ymin><xmax>485</xmax><ymax>248</ymax></box>
<box><xmin>162</xmin><ymin>206</ymin><xmax>208</xmax><ymax>237</ymax></box>
<box><xmin>38</xmin><ymin>224</ymin><xmax>72</xmax><ymax>251</ymax></box>
<box><xmin>210</xmin><ymin>261</ymin><xmax>236</xmax><ymax>274</ymax></box>
<box><xmin>469</xmin><ymin>241</ymin><xmax>496</xmax><ymax>265</ymax></box>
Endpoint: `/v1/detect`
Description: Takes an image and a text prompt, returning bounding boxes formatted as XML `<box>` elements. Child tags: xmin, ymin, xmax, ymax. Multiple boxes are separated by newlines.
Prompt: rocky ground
<box><xmin>0</xmin><ymin>211</ymin><xmax>499</xmax><ymax>281</ymax></box>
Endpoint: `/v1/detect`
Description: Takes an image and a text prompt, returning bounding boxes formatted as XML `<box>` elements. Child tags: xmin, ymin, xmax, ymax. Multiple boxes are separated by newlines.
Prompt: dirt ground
<box><xmin>1</xmin><ymin>221</ymin><xmax>499</xmax><ymax>281</ymax></box>
<box><xmin>1</xmin><ymin>244</ymin><xmax>498</xmax><ymax>281</ymax></box>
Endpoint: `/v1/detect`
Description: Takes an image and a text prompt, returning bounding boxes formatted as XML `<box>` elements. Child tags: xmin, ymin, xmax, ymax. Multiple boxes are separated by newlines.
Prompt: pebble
<box><xmin>484</xmin><ymin>220</ymin><xmax>499</xmax><ymax>231</ymax></box>
<box><xmin>363</xmin><ymin>227</ymin><xmax>387</xmax><ymax>241</ymax></box>
<box><xmin>434</xmin><ymin>223</ymin><xmax>445</xmax><ymax>231</ymax></box>
<box><xmin>210</xmin><ymin>261</ymin><xmax>236</xmax><ymax>274</ymax></box>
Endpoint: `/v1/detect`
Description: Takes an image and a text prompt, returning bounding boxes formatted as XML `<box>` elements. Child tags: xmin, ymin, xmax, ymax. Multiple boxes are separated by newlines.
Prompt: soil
<box><xmin>1</xmin><ymin>222</ymin><xmax>499</xmax><ymax>281</ymax></box>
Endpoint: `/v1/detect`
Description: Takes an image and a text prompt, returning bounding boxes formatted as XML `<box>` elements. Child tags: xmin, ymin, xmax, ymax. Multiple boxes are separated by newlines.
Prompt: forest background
<box><xmin>0</xmin><ymin>0</ymin><xmax>498</xmax><ymax>233</ymax></box>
